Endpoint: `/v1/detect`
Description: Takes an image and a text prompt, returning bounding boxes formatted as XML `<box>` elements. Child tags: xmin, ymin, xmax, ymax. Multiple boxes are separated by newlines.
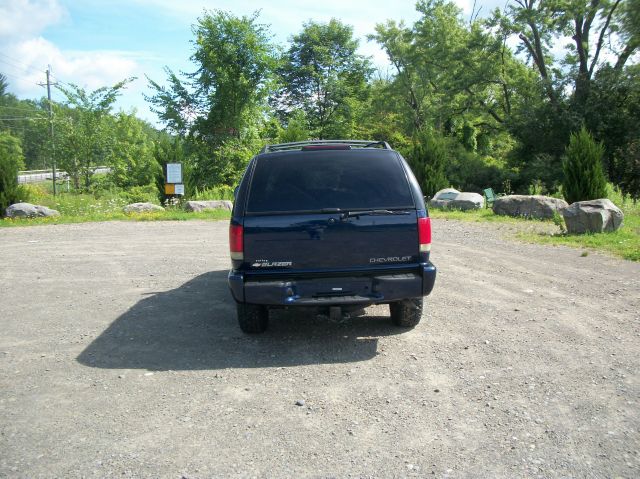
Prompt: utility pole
<box><xmin>46</xmin><ymin>66</ymin><xmax>57</xmax><ymax>196</ymax></box>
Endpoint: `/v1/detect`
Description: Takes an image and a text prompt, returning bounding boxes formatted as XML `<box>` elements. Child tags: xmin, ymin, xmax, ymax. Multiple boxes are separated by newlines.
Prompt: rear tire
<box><xmin>389</xmin><ymin>297</ymin><xmax>423</xmax><ymax>328</ymax></box>
<box><xmin>237</xmin><ymin>303</ymin><xmax>268</xmax><ymax>334</ymax></box>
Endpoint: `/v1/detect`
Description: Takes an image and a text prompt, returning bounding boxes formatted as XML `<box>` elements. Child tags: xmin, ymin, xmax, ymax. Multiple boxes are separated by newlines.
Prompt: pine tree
<box><xmin>409</xmin><ymin>129</ymin><xmax>449</xmax><ymax>198</ymax></box>
<box><xmin>562</xmin><ymin>127</ymin><xmax>608</xmax><ymax>204</ymax></box>
<box><xmin>0</xmin><ymin>131</ymin><xmax>26</xmax><ymax>215</ymax></box>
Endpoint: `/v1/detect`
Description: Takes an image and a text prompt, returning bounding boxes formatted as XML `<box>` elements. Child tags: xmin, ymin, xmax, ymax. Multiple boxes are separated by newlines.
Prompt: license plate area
<box><xmin>295</xmin><ymin>277</ymin><xmax>372</xmax><ymax>298</ymax></box>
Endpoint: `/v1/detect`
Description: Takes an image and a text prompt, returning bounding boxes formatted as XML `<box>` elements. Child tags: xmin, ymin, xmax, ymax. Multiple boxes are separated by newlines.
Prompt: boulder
<box><xmin>5</xmin><ymin>202</ymin><xmax>60</xmax><ymax>218</ymax></box>
<box><xmin>428</xmin><ymin>188</ymin><xmax>460</xmax><ymax>209</ymax></box>
<box><xmin>184</xmin><ymin>200</ymin><xmax>233</xmax><ymax>213</ymax></box>
<box><xmin>561</xmin><ymin>199</ymin><xmax>624</xmax><ymax>234</ymax></box>
<box><xmin>34</xmin><ymin>205</ymin><xmax>60</xmax><ymax>217</ymax></box>
<box><xmin>123</xmin><ymin>202</ymin><xmax>164</xmax><ymax>214</ymax></box>
<box><xmin>493</xmin><ymin>195</ymin><xmax>568</xmax><ymax>220</ymax></box>
<box><xmin>448</xmin><ymin>192</ymin><xmax>484</xmax><ymax>210</ymax></box>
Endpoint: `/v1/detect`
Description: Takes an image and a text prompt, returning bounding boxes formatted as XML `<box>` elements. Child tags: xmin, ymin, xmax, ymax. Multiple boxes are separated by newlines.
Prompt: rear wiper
<box><xmin>340</xmin><ymin>209</ymin><xmax>410</xmax><ymax>219</ymax></box>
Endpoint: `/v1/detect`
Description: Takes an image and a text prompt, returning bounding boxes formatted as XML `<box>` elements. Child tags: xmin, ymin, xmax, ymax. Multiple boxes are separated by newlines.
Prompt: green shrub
<box><xmin>614</xmin><ymin>139</ymin><xmax>640</xmax><ymax>203</ymax></box>
<box><xmin>191</xmin><ymin>185</ymin><xmax>235</xmax><ymax>201</ymax></box>
<box><xmin>123</xmin><ymin>184</ymin><xmax>158</xmax><ymax>204</ymax></box>
<box><xmin>409</xmin><ymin>129</ymin><xmax>449</xmax><ymax>198</ymax></box>
<box><xmin>562</xmin><ymin>127</ymin><xmax>608</xmax><ymax>204</ymax></box>
<box><xmin>0</xmin><ymin>132</ymin><xmax>27</xmax><ymax>215</ymax></box>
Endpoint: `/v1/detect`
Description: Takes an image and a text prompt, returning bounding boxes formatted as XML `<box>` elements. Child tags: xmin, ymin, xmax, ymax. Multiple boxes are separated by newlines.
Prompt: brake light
<box><xmin>229</xmin><ymin>223</ymin><xmax>244</xmax><ymax>260</ymax></box>
<box><xmin>418</xmin><ymin>217</ymin><xmax>431</xmax><ymax>253</ymax></box>
<box><xmin>301</xmin><ymin>145</ymin><xmax>351</xmax><ymax>150</ymax></box>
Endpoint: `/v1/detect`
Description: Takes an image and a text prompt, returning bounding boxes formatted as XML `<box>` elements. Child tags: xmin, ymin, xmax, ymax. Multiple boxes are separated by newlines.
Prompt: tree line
<box><xmin>1</xmin><ymin>0</ymin><xmax>639</xmax><ymax>210</ymax></box>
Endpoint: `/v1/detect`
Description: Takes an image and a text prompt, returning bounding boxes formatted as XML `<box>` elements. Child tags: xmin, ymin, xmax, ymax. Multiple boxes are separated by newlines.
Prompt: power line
<box><xmin>0</xmin><ymin>52</ymin><xmax>47</xmax><ymax>76</ymax></box>
<box><xmin>0</xmin><ymin>69</ymin><xmax>42</xmax><ymax>87</ymax></box>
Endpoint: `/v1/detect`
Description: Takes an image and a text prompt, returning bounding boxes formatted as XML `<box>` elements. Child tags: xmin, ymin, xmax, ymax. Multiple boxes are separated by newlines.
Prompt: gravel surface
<box><xmin>1</xmin><ymin>219</ymin><xmax>639</xmax><ymax>478</ymax></box>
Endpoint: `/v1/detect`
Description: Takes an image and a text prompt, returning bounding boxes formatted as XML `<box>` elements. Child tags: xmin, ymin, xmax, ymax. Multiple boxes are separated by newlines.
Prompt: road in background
<box><xmin>17</xmin><ymin>167</ymin><xmax>110</xmax><ymax>184</ymax></box>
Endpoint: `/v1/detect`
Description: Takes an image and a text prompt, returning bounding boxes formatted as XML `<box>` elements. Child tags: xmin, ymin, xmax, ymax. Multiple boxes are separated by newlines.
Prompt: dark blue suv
<box><xmin>228</xmin><ymin>140</ymin><xmax>436</xmax><ymax>333</ymax></box>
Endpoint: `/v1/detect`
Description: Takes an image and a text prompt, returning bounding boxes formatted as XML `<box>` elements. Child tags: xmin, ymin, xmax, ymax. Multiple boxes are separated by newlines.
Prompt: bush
<box><xmin>614</xmin><ymin>139</ymin><xmax>640</xmax><ymax>203</ymax></box>
<box><xmin>0</xmin><ymin>132</ymin><xmax>27</xmax><ymax>215</ymax></box>
<box><xmin>191</xmin><ymin>185</ymin><xmax>235</xmax><ymax>201</ymax></box>
<box><xmin>409</xmin><ymin>129</ymin><xmax>449</xmax><ymax>198</ymax></box>
<box><xmin>562</xmin><ymin>127</ymin><xmax>608</xmax><ymax>204</ymax></box>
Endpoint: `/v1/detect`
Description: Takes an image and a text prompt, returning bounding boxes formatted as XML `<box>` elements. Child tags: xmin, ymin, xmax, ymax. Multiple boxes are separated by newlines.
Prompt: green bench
<box><xmin>483</xmin><ymin>188</ymin><xmax>499</xmax><ymax>208</ymax></box>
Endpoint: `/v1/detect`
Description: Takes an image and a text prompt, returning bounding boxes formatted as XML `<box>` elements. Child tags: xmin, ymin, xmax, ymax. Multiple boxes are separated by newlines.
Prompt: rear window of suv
<box><xmin>246</xmin><ymin>149</ymin><xmax>415</xmax><ymax>214</ymax></box>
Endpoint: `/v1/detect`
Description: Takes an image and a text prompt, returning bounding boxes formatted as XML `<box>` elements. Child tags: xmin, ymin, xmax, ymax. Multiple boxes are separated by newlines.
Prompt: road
<box><xmin>0</xmin><ymin>219</ymin><xmax>638</xmax><ymax>477</ymax></box>
<box><xmin>17</xmin><ymin>167</ymin><xmax>110</xmax><ymax>184</ymax></box>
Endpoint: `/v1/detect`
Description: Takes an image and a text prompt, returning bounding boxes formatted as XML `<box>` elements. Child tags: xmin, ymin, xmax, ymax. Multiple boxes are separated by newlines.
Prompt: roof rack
<box><xmin>259</xmin><ymin>140</ymin><xmax>392</xmax><ymax>154</ymax></box>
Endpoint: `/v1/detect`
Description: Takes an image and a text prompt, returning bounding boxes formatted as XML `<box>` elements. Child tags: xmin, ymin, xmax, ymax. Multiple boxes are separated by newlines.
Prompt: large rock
<box><xmin>562</xmin><ymin>199</ymin><xmax>624</xmax><ymax>234</ymax></box>
<box><xmin>5</xmin><ymin>202</ymin><xmax>60</xmax><ymax>218</ymax></box>
<box><xmin>428</xmin><ymin>188</ymin><xmax>460</xmax><ymax>209</ymax></box>
<box><xmin>184</xmin><ymin>200</ymin><xmax>233</xmax><ymax>213</ymax></box>
<box><xmin>448</xmin><ymin>192</ymin><xmax>484</xmax><ymax>211</ymax></box>
<box><xmin>123</xmin><ymin>202</ymin><xmax>164</xmax><ymax>214</ymax></box>
<box><xmin>493</xmin><ymin>195</ymin><xmax>568</xmax><ymax>220</ymax></box>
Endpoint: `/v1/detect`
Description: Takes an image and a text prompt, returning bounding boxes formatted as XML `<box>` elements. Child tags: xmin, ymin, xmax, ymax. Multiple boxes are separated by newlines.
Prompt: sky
<box><xmin>0</xmin><ymin>0</ymin><xmax>504</xmax><ymax>124</ymax></box>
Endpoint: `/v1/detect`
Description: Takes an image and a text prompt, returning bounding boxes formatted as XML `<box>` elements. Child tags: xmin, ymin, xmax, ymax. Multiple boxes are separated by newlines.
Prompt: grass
<box><xmin>430</xmin><ymin>194</ymin><xmax>640</xmax><ymax>261</ymax></box>
<box><xmin>516</xmin><ymin>204</ymin><xmax>640</xmax><ymax>261</ymax></box>
<box><xmin>1</xmin><ymin>183</ymin><xmax>231</xmax><ymax>227</ymax></box>
<box><xmin>0</xmin><ymin>208</ymin><xmax>231</xmax><ymax>227</ymax></box>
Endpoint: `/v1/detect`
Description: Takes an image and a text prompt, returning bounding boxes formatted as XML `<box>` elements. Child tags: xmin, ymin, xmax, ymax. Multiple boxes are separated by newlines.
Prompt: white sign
<box><xmin>166</xmin><ymin>163</ymin><xmax>182</xmax><ymax>183</ymax></box>
<box><xmin>174</xmin><ymin>184</ymin><xmax>185</xmax><ymax>195</ymax></box>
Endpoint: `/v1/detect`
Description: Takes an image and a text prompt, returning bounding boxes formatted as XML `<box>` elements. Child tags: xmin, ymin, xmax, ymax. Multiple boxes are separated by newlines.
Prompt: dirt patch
<box><xmin>1</xmin><ymin>220</ymin><xmax>638</xmax><ymax>477</ymax></box>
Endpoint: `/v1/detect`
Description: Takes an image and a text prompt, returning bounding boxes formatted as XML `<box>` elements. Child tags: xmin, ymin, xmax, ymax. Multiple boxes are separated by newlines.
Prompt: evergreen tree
<box><xmin>562</xmin><ymin>127</ymin><xmax>608</xmax><ymax>204</ymax></box>
<box><xmin>0</xmin><ymin>131</ymin><xmax>27</xmax><ymax>215</ymax></box>
<box><xmin>410</xmin><ymin>129</ymin><xmax>449</xmax><ymax>198</ymax></box>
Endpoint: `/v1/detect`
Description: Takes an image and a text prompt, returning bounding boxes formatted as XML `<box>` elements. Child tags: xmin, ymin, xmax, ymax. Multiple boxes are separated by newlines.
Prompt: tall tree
<box><xmin>147</xmin><ymin>10</ymin><xmax>276</xmax><ymax>142</ymax></box>
<box><xmin>276</xmin><ymin>19</ymin><xmax>372</xmax><ymax>138</ymax></box>
<box><xmin>55</xmin><ymin>79</ymin><xmax>132</xmax><ymax>188</ymax></box>
<box><xmin>373</xmin><ymin>1</ymin><xmax>532</xmax><ymax>137</ymax></box>
<box><xmin>495</xmin><ymin>0</ymin><xmax>637</xmax><ymax>110</ymax></box>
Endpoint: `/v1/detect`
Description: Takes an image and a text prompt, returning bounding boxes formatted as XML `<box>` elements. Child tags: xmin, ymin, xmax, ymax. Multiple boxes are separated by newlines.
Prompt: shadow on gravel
<box><xmin>77</xmin><ymin>270</ymin><xmax>404</xmax><ymax>371</ymax></box>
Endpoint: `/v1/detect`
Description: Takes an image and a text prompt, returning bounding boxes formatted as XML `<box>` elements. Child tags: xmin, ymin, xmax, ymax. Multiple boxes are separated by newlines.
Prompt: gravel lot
<box><xmin>1</xmin><ymin>219</ymin><xmax>639</xmax><ymax>478</ymax></box>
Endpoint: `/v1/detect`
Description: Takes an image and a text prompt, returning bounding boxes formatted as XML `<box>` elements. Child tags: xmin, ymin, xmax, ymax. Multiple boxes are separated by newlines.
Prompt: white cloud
<box><xmin>3</xmin><ymin>37</ymin><xmax>140</xmax><ymax>95</ymax></box>
<box><xmin>0</xmin><ymin>1</ymin><xmax>144</xmax><ymax>111</ymax></box>
<box><xmin>0</xmin><ymin>0</ymin><xmax>66</xmax><ymax>40</ymax></box>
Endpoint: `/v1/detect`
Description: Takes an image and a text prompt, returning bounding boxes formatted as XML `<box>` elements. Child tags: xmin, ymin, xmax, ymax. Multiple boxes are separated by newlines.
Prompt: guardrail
<box><xmin>17</xmin><ymin>167</ymin><xmax>109</xmax><ymax>184</ymax></box>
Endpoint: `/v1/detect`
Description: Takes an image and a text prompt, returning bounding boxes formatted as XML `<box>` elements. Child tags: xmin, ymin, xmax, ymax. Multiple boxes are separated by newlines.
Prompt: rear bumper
<box><xmin>228</xmin><ymin>263</ymin><xmax>436</xmax><ymax>306</ymax></box>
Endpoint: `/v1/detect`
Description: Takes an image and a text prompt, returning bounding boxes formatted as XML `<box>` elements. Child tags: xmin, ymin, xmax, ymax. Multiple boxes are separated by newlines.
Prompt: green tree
<box><xmin>410</xmin><ymin>129</ymin><xmax>449</xmax><ymax>197</ymax></box>
<box><xmin>615</xmin><ymin>139</ymin><xmax>640</xmax><ymax>203</ymax></box>
<box><xmin>147</xmin><ymin>10</ymin><xmax>275</xmax><ymax>188</ymax></box>
<box><xmin>495</xmin><ymin>0</ymin><xmax>637</xmax><ymax>111</ymax></box>
<box><xmin>55</xmin><ymin>79</ymin><xmax>133</xmax><ymax>189</ymax></box>
<box><xmin>147</xmin><ymin>10</ymin><xmax>276</xmax><ymax>142</ymax></box>
<box><xmin>0</xmin><ymin>73</ymin><xmax>9</xmax><ymax>99</ymax></box>
<box><xmin>0</xmin><ymin>131</ymin><xmax>27</xmax><ymax>215</ymax></box>
<box><xmin>278</xmin><ymin>110</ymin><xmax>310</xmax><ymax>143</ymax></box>
<box><xmin>276</xmin><ymin>19</ymin><xmax>372</xmax><ymax>138</ymax></box>
<box><xmin>107</xmin><ymin>112</ymin><xmax>159</xmax><ymax>188</ymax></box>
<box><xmin>562</xmin><ymin>127</ymin><xmax>608</xmax><ymax>204</ymax></box>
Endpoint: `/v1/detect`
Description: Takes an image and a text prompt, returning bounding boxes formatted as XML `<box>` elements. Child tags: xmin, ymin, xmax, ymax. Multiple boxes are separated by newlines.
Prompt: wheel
<box><xmin>389</xmin><ymin>297</ymin><xmax>423</xmax><ymax>328</ymax></box>
<box><xmin>237</xmin><ymin>303</ymin><xmax>268</xmax><ymax>333</ymax></box>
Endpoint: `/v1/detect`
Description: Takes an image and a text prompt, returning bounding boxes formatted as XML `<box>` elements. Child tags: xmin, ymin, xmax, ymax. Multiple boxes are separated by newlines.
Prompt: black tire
<box><xmin>237</xmin><ymin>303</ymin><xmax>268</xmax><ymax>334</ymax></box>
<box><xmin>389</xmin><ymin>297</ymin><xmax>423</xmax><ymax>328</ymax></box>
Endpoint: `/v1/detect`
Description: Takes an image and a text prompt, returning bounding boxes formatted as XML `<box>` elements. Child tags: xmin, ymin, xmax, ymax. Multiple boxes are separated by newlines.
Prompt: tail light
<box><xmin>229</xmin><ymin>223</ymin><xmax>244</xmax><ymax>260</ymax></box>
<box><xmin>418</xmin><ymin>217</ymin><xmax>431</xmax><ymax>253</ymax></box>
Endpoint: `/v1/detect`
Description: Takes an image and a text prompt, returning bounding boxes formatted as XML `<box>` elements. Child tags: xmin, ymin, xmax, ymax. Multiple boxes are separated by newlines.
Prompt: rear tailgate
<box><xmin>243</xmin><ymin>211</ymin><xmax>420</xmax><ymax>272</ymax></box>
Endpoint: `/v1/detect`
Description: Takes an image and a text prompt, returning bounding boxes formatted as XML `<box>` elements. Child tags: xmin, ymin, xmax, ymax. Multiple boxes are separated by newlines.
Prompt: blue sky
<box><xmin>0</xmin><ymin>0</ymin><xmax>500</xmax><ymax>124</ymax></box>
